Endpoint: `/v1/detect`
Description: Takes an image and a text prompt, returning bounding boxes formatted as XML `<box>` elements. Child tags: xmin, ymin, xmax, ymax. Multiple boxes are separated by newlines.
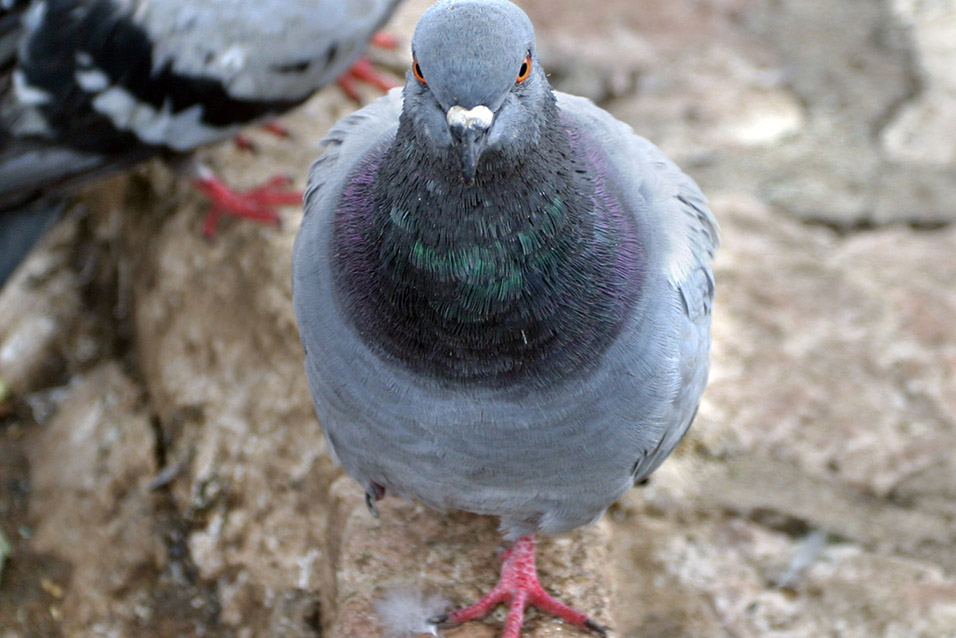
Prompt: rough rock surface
<box><xmin>2</xmin><ymin>0</ymin><xmax>956</xmax><ymax>637</ymax></box>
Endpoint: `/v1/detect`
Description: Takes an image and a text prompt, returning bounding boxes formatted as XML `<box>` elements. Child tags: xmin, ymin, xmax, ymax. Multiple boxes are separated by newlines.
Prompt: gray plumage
<box><xmin>292</xmin><ymin>0</ymin><xmax>718</xmax><ymax>540</ymax></box>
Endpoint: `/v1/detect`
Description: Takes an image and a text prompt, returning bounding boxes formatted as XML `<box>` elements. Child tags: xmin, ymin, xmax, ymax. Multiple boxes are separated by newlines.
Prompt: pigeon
<box><xmin>0</xmin><ymin>0</ymin><xmax>403</xmax><ymax>289</ymax></box>
<box><xmin>292</xmin><ymin>1</ymin><xmax>719</xmax><ymax>636</ymax></box>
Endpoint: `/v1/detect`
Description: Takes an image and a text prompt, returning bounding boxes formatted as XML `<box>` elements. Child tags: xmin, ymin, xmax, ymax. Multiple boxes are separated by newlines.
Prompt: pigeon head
<box><xmin>404</xmin><ymin>0</ymin><xmax>549</xmax><ymax>182</ymax></box>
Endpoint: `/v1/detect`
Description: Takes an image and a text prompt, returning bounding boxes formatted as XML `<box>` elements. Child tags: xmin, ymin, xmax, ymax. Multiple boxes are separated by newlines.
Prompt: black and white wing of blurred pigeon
<box><xmin>0</xmin><ymin>0</ymin><xmax>402</xmax><ymax>287</ymax></box>
<box><xmin>293</xmin><ymin>1</ymin><xmax>719</xmax><ymax>637</ymax></box>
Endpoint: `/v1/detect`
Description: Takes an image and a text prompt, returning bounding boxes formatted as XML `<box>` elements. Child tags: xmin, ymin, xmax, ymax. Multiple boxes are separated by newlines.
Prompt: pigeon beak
<box><xmin>446</xmin><ymin>105</ymin><xmax>494</xmax><ymax>184</ymax></box>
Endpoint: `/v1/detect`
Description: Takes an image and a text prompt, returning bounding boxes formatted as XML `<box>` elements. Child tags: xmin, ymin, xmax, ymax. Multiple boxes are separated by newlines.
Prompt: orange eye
<box><xmin>516</xmin><ymin>54</ymin><xmax>532</xmax><ymax>83</ymax></box>
<box><xmin>413</xmin><ymin>59</ymin><xmax>426</xmax><ymax>84</ymax></box>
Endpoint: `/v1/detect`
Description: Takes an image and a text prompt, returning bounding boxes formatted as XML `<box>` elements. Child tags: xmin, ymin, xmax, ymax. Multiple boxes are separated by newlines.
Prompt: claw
<box><xmin>585</xmin><ymin>618</ymin><xmax>609</xmax><ymax>637</ymax></box>
<box><xmin>365</xmin><ymin>482</ymin><xmax>386</xmax><ymax>517</ymax></box>
<box><xmin>365</xmin><ymin>492</ymin><xmax>380</xmax><ymax>518</ymax></box>
<box><xmin>427</xmin><ymin>613</ymin><xmax>448</xmax><ymax>626</ymax></box>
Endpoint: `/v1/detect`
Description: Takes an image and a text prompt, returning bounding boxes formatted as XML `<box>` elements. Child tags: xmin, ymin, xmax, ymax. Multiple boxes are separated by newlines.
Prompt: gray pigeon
<box><xmin>0</xmin><ymin>0</ymin><xmax>402</xmax><ymax>287</ymax></box>
<box><xmin>292</xmin><ymin>0</ymin><xmax>719</xmax><ymax>636</ymax></box>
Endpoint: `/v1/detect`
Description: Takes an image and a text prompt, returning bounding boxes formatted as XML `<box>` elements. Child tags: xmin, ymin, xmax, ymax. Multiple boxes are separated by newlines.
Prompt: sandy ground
<box><xmin>2</xmin><ymin>1</ymin><xmax>955</xmax><ymax>637</ymax></box>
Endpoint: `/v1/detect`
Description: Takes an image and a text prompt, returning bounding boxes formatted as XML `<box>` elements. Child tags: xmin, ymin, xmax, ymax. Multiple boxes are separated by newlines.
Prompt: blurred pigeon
<box><xmin>0</xmin><ymin>0</ymin><xmax>403</xmax><ymax>289</ymax></box>
<box><xmin>292</xmin><ymin>1</ymin><xmax>718</xmax><ymax>636</ymax></box>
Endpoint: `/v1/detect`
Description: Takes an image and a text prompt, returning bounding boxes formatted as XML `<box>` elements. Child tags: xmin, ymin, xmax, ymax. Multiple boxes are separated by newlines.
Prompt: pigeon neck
<box><xmin>332</xmin><ymin>102</ymin><xmax>645</xmax><ymax>387</ymax></box>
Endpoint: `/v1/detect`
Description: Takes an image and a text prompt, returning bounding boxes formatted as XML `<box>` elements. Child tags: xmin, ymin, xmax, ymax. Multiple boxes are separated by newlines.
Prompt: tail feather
<box><xmin>0</xmin><ymin>195</ymin><xmax>66</xmax><ymax>289</ymax></box>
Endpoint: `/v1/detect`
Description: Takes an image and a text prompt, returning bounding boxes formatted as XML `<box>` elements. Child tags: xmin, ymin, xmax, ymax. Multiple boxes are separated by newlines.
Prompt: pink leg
<box><xmin>431</xmin><ymin>536</ymin><xmax>607</xmax><ymax>638</ymax></box>
<box><xmin>192</xmin><ymin>175</ymin><xmax>302</xmax><ymax>238</ymax></box>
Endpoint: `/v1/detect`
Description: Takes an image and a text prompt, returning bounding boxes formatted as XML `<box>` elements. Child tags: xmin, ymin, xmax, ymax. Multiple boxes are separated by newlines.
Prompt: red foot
<box><xmin>192</xmin><ymin>175</ymin><xmax>302</xmax><ymax>238</ymax></box>
<box><xmin>337</xmin><ymin>57</ymin><xmax>401</xmax><ymax>103</ymax></box>
<box><xmin>431</xmin><ymin>536</ymin><xmax>607</xmax><ymax>638</ymax></box>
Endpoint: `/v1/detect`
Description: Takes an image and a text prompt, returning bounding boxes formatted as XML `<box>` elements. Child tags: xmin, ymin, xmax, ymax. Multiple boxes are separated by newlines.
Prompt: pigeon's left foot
<box><xmin>193</xmin><ymin>175</ymin><xmax>302</xmax><ymax>238</ymax></box>
<box><xmin>430</xmin><ymin>535</ymin><xmax>608</xmax><ymax>638</ymax></box>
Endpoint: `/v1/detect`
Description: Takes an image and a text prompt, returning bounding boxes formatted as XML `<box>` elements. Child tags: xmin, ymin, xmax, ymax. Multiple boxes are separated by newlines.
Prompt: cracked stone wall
<box><xmin>2</xmin><ymin>1</ymin><xmax>955</xmax><ymax>637</ymax></box>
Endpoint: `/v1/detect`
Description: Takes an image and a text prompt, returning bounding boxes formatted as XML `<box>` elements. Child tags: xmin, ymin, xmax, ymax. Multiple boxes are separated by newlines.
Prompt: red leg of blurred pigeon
<box><xmin>261</xmin><ymin>121</ymin><xmax>291</xmax><ymax>138</ymax></box>
<box><xmin>433</xmin><ymin>536</ymin><xmax>607</xmax><ymax>638</ymax></box>
<box><xmin>235</xmin><ymin>122</ymin><xmax>292</xmax><ymax>152</ymax></box>
<box><xmin>337</xmin><ymin>57</ymin><xmax>401</xmax><ymax>102</ymax></box>
<box><xmin>234</xmin><ymin>132</ymin><xmax>255</xmax><ymax>152</ymax></box>
<box><xmin>193</xmin><ymin>175</ymin><xmax>302</xmax><ymax>238</ymax></box>
<box><xmin>336</xmin><ymin>30</ymin><xmax>401</xmax><ymax>102</ymax></box>
<box><xmin>370</xmin><ymin>30</ymin><xmax>399</xmax><ymax>49</ymax></box>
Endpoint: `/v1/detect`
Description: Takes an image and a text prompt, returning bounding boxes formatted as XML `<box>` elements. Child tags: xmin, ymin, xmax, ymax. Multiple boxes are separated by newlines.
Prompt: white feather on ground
<box><xmin>374</xmin><ymin>586</ymin><xmax>449</xmax><ymax>638</ymax></box>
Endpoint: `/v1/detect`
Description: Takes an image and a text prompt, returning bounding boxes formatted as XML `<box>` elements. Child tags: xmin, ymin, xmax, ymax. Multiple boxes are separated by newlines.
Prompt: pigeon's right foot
<box><xmin>430</xmin><ymin>535</ymin><xmax>607</xmax><ymax>638</ymax></box>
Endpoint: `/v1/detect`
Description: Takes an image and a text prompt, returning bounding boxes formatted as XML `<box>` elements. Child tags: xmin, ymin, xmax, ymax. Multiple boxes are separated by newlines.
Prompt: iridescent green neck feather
<box><xmin>332</xmin><ymin>102</ymin><xmax>644</xmax><ymax>387</ymax></box>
